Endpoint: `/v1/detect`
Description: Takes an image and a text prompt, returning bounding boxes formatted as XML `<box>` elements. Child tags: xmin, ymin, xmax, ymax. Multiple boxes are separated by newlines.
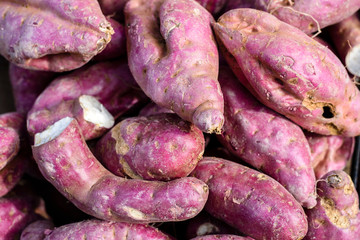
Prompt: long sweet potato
<box><xmin>214</xmin><ymin>8</ymin><xmax>360</xmax><ymax>136</ymax></box>
<box><xmin>125</xmin><ymin>0</ymin><xmax>224</xmax><ymax>134</ymax></box>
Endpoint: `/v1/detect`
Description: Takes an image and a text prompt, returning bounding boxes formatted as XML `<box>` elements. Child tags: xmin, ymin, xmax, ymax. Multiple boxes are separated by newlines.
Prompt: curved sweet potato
<box><xmin>125</xmin><ymin>0</ymin><xmax>224</xmax><ymax>134</ymax></box>
<box><xmin>32</xmin><ymin>117</ymin><xmax>209</xmax><ymax>223</ymax></box>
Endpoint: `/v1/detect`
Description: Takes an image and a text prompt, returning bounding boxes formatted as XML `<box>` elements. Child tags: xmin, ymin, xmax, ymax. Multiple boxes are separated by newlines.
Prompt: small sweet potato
<box><xmin>214</xmin><ymin>8</ymin><xmax>360</xmax><ymax>136</ymax></box>
<box><xmin>96</xmin><ymin>113</ymin><xmax>205</xmax><ymax>180</ymax></box>
<box><xmin>224</xmin><ymin>0</ymin><xmax>360</xmax><ymax>34</ymax></box>
<box><xmin>191</xmin><ymin>157</ymin><xmax>308</xmax><ymax>240</ymax></box>
<box><xmin>304</xmin><ymin>171</ymin><xmax>360</xmax><ymax>239</ymax></box>
<box><xmin>0</xmin><ymin>0</ymin><xmax>113</xmax><ymax>71</ymax></box>
<box><xmin>305</xmin><ymin>132</ymin><xmax>354</xmax><ymax>178</ymax></box>
<box><xmin>217</xmin><ymin>66</ymin><xmax>316</xmax><ymax>208</ymax></box>
<box><xmin>32</xmin><ymin>117</ymin><xmax>209</xmax><ymax>223</ymax></box>
<box><xmin>125</xmin><ymin>0</ymin><xmax>224</xmax><ymax>134</ymax></box>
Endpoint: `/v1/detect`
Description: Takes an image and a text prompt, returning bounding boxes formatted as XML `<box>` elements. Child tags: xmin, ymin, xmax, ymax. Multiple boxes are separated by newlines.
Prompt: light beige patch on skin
<box><xmin>321</xmin><ymin>197</ymin><xmax>350</xmax><ymax>228</ymax></box>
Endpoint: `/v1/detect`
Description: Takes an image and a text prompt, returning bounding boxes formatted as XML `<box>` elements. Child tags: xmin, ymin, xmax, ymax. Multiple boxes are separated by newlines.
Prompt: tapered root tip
<box><xmin>192</xmin><ymin>107</ymin><xmax>224</xmax><ymax>134</ymax></box>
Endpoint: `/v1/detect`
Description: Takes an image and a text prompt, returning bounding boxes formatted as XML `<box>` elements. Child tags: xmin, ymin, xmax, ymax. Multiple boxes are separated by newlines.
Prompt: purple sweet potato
<box><xmin>125</xmin><ymin>0</ymin><xmax>224</xmax><ymax>134</ymax></box>
<box><xmin>98</xmin><ymin>0</ymin><xmax>129</xmax><ymax>18</ymax></box>
<box><xmin>40</xmin><ymin>220</ymin><xmax>172</xmax><ymax>240</ymax></box>
<box><xmin>20</xmin><ymin>220</ymin><xmax>54</xmax><ymax>240</ymax></box>
<box><xmin>217</xmin><ymin>66</ymin><xmax>316</xmax><ymax>208</ymax></box>
<box><xmin>194</xmin><ymin>0</ymin><xmax>227</xmax><ymax>15</ymax></box>
<box><xmin>93</xmin><ymin>18</ymin><xmax>127</xmax><ymax>61</ymax></box>
<box><xmin>214</xmin><ymin>8</ymin><xmax>360</xmax><ymax>136</ymax></box>
<box><xmin>224</xmin><ymin>0</ymin><xmax>360</xmax><ymax>34</ymax></box>
<box><xmin>27</xmin><ymin>95</ymin><xmax>115</xmax><ymax>140</ymax></box>
<box><xmin>304</xmin><ymin>171</ymin><xmax>360</xmax><ymax>239</ymax></box>
<box><xmin>96</xmin><ymin>113</ymin><xmax>205</xmax><ymax>180</ymax></box>
<box><xmin>0</xmin><ymin>153</ymin><xmax>28</xmax><ymax>197</ymax></box>
<box><xmin>328</xmin><ymin>14</ymin><xmax>360</xmax><ymax>78</ymax></box>
<box><xmin>9</xmin><ymin>64</ymin><xmax>56</xmax><ymax>114</ymax></box>
<box><xmin>0</xmin><ymin>190</ymin><xmax>41</xmax><ymax>240</ymax></box>
<box><xmin>0</xmin><ymin>0</ymin><xmax>113</xmax><ymax>72</ymax></box>
<box><xmin>191</xmin><ymin>157</ymin><xmax>308</xmax><ymax>240</ymax></box>
<box><xmin>0</xmin><ymin>112</ymin><xmax>24</xmax><ymax>171</ymax></box>
<box><xmin>28</xmin><ymin>60</ymin><xmax>143</xmax><ymax>119</ymax></box>
<box><xmin>139</xmin><ymin>102</ymin><xmax>174</xmax><ymax>117</ymax></box>
<box><xmin>190</xmin><ymin>235</ymin><xmax>253</xmax><ymax>240</ymax></box>
<box><xmin>32</xmin><ymin>117</ymin><xmax>209</xmax><ymax>223</ymax></box>
<box><xmin>305</xmin><ymin>132</ymin><xmax>355</xmax><ymax>178</ymax></box>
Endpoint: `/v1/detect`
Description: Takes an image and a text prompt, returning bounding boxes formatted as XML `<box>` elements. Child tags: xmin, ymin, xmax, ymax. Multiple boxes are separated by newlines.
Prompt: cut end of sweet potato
<box><xmin>34</xmin><ymin>117</ymin><xmax>74</xmax><ymax>147</ymax></box>
<box><xmin>346</xmin><ymin>44</ymin><xmax>360</xmax><ymax>77</ymax></box>
<box><xmin>79</xmin><ymin>95</ymin><xmax>114</xmax><ymax>129</ymax></box>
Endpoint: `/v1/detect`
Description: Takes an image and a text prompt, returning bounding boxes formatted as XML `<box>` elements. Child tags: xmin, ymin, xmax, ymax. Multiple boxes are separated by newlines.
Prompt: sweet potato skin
<box><xmin>191</xmin><ymin>157</ymin><xmax>308</xmax><ymax>240</ymax></box>
<box><xmin>305</xmin><ymin>132</ymin><xmax>354</xmax><ymax>178</ymax></box>
<box><xmin>125</xmin><ymin>0</ymin><xmax>224</xmax><ymax>134</ymax></box>
<box><xmin>217</xmin><ymin>66</ymin><xmax>316</xmax><ymax>208</ymax></box>
<box><xmin>20</xmin><ymin>220</ymin><xmax>54</xmax><ymax>240</ymax></box>
<box><xmin>304</xmin><ymin>171</ymin><xmax>360</xmax><ymax>239</ymax></box>
<box><xmin>96</xmin><ymin>113</ymin><xmax>205</xmax><ymax>180</ymax></box>
<box><xmin>0</xmin><ymin>0</ymin><xmax>113</xmax><ymax>72</ymax></box>
<box><xmin>190</xmin><ymin>235</ymin><xmax>254</xmax><ymax>240</ymax></box>
<box><xmin>214</xmin><ymin>8</ymin><xmax>360</xmax><ymax>136</ymax></box>
<box><xmin>32</xmin><ymin>118</ymin><xmax>209</xmax><ymax>223</ymax></box>
<box><xmin>224</xmin><ymin>0</ymin><xmax>360</xmax><ymax>34</ymax></box>
<box><xmin>41</xmin><ymin>220</ymin><xmax>172</xmax><ymax>240</ymax></box>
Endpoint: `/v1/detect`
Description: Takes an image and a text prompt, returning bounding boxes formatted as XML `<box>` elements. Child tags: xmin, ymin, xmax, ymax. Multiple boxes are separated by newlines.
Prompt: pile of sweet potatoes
<box><xmin>0</xmin><ymin>0</ymin><xmax>359</xmax><ymax>239</ymax></box>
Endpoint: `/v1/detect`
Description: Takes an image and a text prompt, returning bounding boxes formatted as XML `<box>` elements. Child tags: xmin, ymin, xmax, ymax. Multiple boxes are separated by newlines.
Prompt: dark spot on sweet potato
<box><xmin>322</xmin><ymin>106</ymin><xmax>334</xmax><ymax>119</ymax></box>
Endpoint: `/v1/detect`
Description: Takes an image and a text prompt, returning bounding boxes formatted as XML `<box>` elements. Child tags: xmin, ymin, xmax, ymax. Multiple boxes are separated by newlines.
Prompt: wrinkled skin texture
<box><xmin>21</xmin><ymin>219</ymin><xmax>172</xmax><ymax>240</ymax></box>
<box><xmin>125</xmin><ymin>0</ymin><xmax>224</xmax><ymax>134</ymax></box>
<box><xmin>305</xmin><ymin>132</ymin><xmax>354</xmax><ymax>178</ymax></box>
<box><xmin>304</xmin><ymin>171</ymin><xmax>360</xmax><ymax>239</ymax></box>
<box><xmin>9</xmin><ymin>64</ymin><xmax>55</xmax><ymax>114</ymax></box>
<box><xmin>96</xmin><ymin>113</ymin><xmax>205</xmax><ymax>180</ymax></box>
<box><xmin>214</xmin><ymin>8</ymin><xmax>360</xmax><ymax>136</ymax></box>
<box><xmin>329</xmin><ymin>14</ymin><xmax>360</xmax><ymax>77</ymax></box>
<box><xmin>0</xmin><ymin>112</ymin><xmax>24</xmax><ymax>171</ymax></box>
<box><xmin>0</xmin><ymin>0</ymin><xmax>113</xmax><ymax>72</ymax></box>
<box><xmin>217</xmin><ymin>66</ymin><xmax>316</xmax><ymax>208</ymax></box>
<box><xmin>224</xmin><ymin>0</ymin><xmax>360</xmax><ymax>34</ymax></box>
<box><xmin>191</xmin><ymin>157</ymin><xmax>308</xmax><ymax>240</ymax></box>
<box><xmin>20</xmin><ymin>220</ymin><xmax>54</xmax><ymax>240</ymax></box>
<box><xmin>32</xmin><ymin>118</ymin><xmax>209</xmax><ymax>223</ymax></box>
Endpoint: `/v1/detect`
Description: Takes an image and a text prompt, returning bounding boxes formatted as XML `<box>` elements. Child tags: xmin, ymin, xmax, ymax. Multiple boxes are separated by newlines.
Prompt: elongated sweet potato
<box><xmin>224</xmin><ymin>0</ymin><xmax>360</xmax><ymax>34</ymax></box>
<box><xmin>214</xmin><ymin>8</ymin><xmax>360</xmax><ymax>136</ymax></box>
<box><xmin>328</xmin><ymin>14</ymin><xmax>360</xmax><ymax>78</ymax></box>
<box><xmin>9</xmin><ymin>64</ymin><xmax>55</xmax><ymax>114</ymax></box>
<box><xmin>217</xmin><ymin>66</ymin><xmax>316</xmax><ymax>208</ymax></box>
<box><xmin>32</xmin><ymin>117</ymin><xmax>208</xmax><ymax>223</ymax></box>
<box><xmin>0</xmin><ymin>0</ymin><xmax>113</xmax><ymax>71</ymax></box>
<box><xmin>96</xmin><ymin>113</ymin><xmax>205</xmax><ymax>180</ymax></box>
<box><xmin>305</xmin><ymin>132</ymin><xmax>354</xmax><ymax>178</ymax></box>
<box><xmin>41</xmin><ymin>220</ymin><xmax>172</xmax><ymax>240</ymax></box>
<box><xmin>191</xmin><ymin>157</ymin><xmax>308</xmax><ymax>240</ymax></box>
<box><xmin>125</xmin><ymin>0</ymin><xmax>224</xmax><ymax>134</ymax></box>
<box><xmin>304</xmin><ymin>171</ymin><xmax>360</xmax><ymax>239</ymax></box>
